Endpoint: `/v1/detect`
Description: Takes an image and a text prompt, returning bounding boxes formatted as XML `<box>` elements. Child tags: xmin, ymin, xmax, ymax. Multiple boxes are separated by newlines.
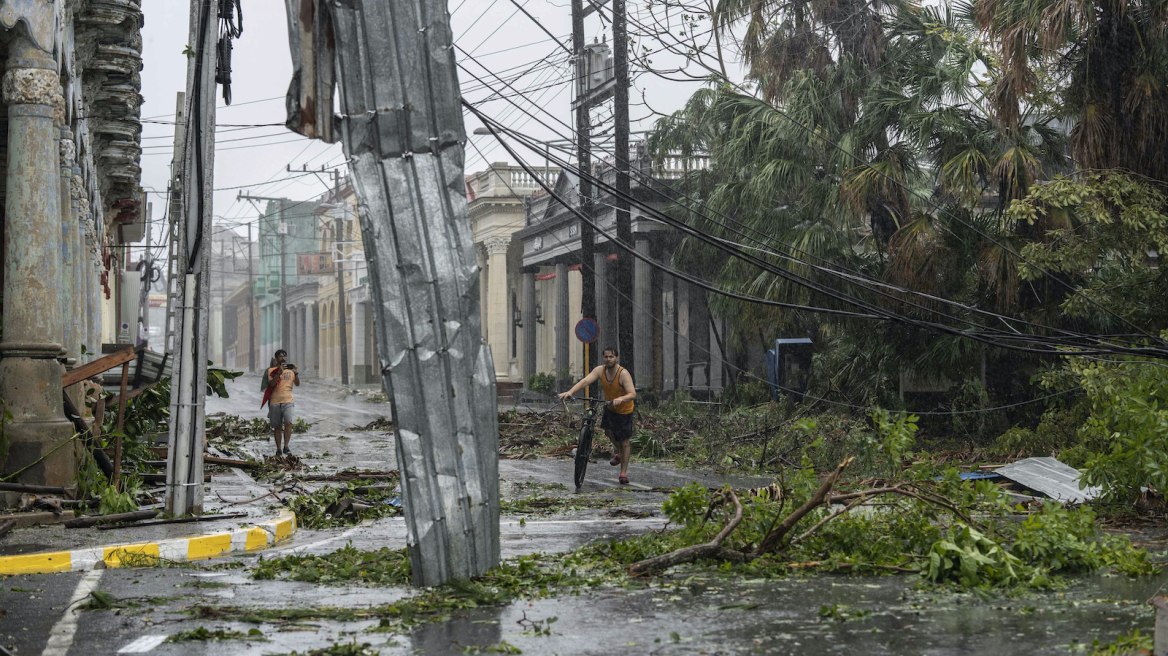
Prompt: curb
<box><xmin>0</xmin><ymin>510</ymin><xmax>297</xmax><ymax>576</ymax></box>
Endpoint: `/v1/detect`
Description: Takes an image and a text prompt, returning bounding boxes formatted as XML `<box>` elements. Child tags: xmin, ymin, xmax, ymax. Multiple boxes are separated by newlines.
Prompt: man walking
<box><xmin>559</xmin><ymin>347</ymin><xmax>637</xmax><ymax>485</ymax></box>
<box><xmin>265</xmin><ymin>349</ymin><xmax>300</xmax><ymax>455</ymax></box>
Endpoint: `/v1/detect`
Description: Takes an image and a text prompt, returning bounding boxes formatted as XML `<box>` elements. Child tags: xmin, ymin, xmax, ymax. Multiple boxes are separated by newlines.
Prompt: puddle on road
<box><xmin>407</xmin><ymin>570</ymin><xmax>1164</xmax><ymax>655</ymax></box>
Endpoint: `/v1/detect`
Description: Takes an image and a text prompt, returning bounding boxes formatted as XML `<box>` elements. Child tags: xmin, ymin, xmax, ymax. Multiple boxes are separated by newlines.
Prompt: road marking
<box><xmin>117</xmin><ymin>635</ymin><xmax>168</xmax><ymax>653</ymax></box>
<box><xmin>264</xmin><ymin>524</ymin><xmax>365</xmax><ymax>555</ymax></box>
<box><xmin>42</xmin><ymin>567</ymin><xmax>104</xmax><ymax>656</ymax></box>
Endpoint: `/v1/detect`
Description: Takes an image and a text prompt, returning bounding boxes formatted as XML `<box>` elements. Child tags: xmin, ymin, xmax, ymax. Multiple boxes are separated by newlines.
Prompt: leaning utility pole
<box><xmin>572</xmin><ymin>0</ymin><xmax>597</xmax><ymax>373</ymax></box>
<box><xmin>284</xmin><ymin>0</ymin><xmax>499</xmax><ymax>587</ymax></box>
<box><xmin>613</xmin><ymin>0</ymin><xmax>635</xmax><ymax>374</ymax></box>
<box><xmin>167</xmin><ymin>0</ymin><xmax>218</xmax><ymax>516</ymax></box>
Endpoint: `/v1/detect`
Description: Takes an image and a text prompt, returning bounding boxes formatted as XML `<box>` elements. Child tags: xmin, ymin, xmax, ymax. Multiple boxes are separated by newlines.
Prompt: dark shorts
<box><xmin>599</xmin><ymin>408</ymin><xmax>634</xmax><ymax>442</ymax></box>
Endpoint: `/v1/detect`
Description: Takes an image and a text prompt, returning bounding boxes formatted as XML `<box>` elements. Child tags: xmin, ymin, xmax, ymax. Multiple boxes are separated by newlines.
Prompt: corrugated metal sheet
<box><xmin>996</xmin><ymin>457</ymin><xmax>1100</xmax><ymax>504</ymax></box>
<box><xmin>284</xmin><ymin>0</ymin><xmax>500</xmax><ymax>586</ymax></box>
<box><xmin>283</xmin><ymin>0</ymin><xmax>336</xmax><ymax>143</ymax></box>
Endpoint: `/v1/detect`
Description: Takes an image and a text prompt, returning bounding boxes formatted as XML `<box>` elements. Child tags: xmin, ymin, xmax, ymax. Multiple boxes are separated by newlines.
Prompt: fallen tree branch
<box><xmin>628</xmin><ymin>489</ymin><xmax>746</xmax><ymax>576</ymax></box>
<box><xmin>752</xmin><ymin>457</ymin><xmax>853</xmax><ymax>556</ymax></box>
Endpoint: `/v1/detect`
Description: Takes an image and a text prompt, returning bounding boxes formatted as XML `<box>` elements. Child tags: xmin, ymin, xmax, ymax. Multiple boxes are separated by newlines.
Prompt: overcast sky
<box><xmin>137</xmin><ymin>1</ymin><xmax>733</xmax><ymax>260</ymax></box>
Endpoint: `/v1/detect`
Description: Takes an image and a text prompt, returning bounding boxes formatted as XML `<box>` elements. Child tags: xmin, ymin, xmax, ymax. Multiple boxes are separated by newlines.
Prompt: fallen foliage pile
<box><xmin>285</xmin><ymin>481</ymin><xmax>402</xmax><ymax>529</ymax></box>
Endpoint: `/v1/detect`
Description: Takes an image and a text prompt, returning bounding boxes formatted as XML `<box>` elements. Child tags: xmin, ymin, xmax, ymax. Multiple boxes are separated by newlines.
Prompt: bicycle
<box><xmin>565</xmin><ymin>397</ymin><xmax>608</xmax><ymax>490</ymax></box>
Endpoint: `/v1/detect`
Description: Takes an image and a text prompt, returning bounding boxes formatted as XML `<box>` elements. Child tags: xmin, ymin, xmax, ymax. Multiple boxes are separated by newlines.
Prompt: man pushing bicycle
<box><xmin>559</xmin><ymin>347</ymin><xmax>638</xmax><ymax>485</ymax></box>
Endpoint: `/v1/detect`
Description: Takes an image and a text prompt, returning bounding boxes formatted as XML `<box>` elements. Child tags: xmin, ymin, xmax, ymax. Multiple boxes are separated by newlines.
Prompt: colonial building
<box><xmin>513</xmin><ymin>146</ymin><xmax>726</xmax><ymax>397</ymax></box>
<box><xmin>0</xmin><ymin>0</ymin><xmax>147</xmax><ymax>486</ymax></box>
<box><xmin>466</xmin><ymin>162</ymin><xmax>559</xmax><ymax>395</ymax></box>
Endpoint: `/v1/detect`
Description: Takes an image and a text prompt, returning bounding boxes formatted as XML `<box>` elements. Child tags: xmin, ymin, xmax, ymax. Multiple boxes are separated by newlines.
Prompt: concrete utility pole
<box><xmin>247</xmin><ymin>222</ymin><xmax>256</xmax><ymax>373</ymax></box>
<box><xmin>280</xmin><ymin>199</ymin><xmax>288</xmax><ymax>353</ymax></box>
<box><xmin>333</xmin><ymin>169</ymin><xmax>349</xmax><ymax>386</ymax></box>
<box><xmin>167</xmin><ymin>0</ymin><xmax>219</xmax><ymax>516</ymax></box>
<box><xmin>613</xmin><ymin>0</ymin><xmax>635</xmax><ymax>375</ymax></box>
<box><xmin>572</xmin><ymin>0</ymin><xmax>597</xmax><ymax>376</ymax></box>
<box><xmin>283</xmin><ymin>0</ymin><xmax>500</xmax><ymax>587</ymax></box>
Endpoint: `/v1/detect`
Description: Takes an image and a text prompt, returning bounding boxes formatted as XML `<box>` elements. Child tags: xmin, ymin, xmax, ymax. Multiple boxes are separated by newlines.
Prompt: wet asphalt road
<box><xmin>3</xmin><ymin>376</ymin><xmax>1166</xmax><ymax>655</ymax></box>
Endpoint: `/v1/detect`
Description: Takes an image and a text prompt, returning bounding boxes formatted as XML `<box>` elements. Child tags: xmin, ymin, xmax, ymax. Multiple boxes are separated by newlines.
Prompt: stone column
<box><xmin>475</xmin><ymin>243</ymin><xmax>487</xmax><ymax>343</ymax></box>
<box><xmin>521</xmin><ymin>271</ymin><xmax>536</xmax><ymax>387</ymax></box>
<box><xmin>351</xmin><ymin>300</ymin><xmax>366</xmax><ymax>384</ymax></box>
<box><xmin>555</xmin><ymin>262</ymin><xmax>569</xmax><ymax>390</ymax></box>
<box><xmin>594</xmin><ymin>252</ymin><xmax>610</xmax><ymax>351</ymax></box>
<box><xmin>58</xmin><ymin>126</ymin><xmax>74</xmax><ymax>365</ymax></box>
<box><xmin>0</xmin><ymin>38</ymin><xmax>74</xmax><ymax>485</ymax></box>
<box><xmin>484</xmin><ymin>237</ymin><xmax>510</xmax><ymax>381</ymax></box>
<box><xmin>310</xmin><ymin>303</ymin><xmax>319</xmax><ymax>378</ymax></box>
<box><xmin>689</xmin><ymin>286</ymin><xmax>711</xmax><ymax>388</ymax></box>
<box><xmin>71</xmin><ymin>165</ymin><xmax>85</xmax><ymax>363</ymax></box>
<box><xmin>633</xmin><ymin>236</ymin><xmax>653</xmax><ymax>389</ymax></box>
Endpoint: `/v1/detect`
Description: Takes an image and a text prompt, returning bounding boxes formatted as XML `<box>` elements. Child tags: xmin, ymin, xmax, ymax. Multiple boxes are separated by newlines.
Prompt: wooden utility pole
<box><xmin>613</xmin><ymin>0</ymin><xmax>634</xmax><ymax>372</ymax></box>
<box><xmin>333</xmin><ymin>169</ymin><xmax>349</xmax><ymax>385</ymax></box>
<box><xmin>572</xmin><ymin>0</ymin><xmax>597</xmax><ymax>374</ymax></box>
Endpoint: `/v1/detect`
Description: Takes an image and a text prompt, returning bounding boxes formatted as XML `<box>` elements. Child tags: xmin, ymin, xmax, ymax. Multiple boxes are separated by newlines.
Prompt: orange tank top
<box><xmin>600</xmin><ymin>366</ymin><xmax>634</xmax><ymax>414</ymax></box>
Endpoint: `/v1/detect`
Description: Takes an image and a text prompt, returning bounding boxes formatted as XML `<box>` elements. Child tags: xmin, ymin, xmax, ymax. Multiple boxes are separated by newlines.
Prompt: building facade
<box><xmin>467</xmin><ymin>162</ymin><xmax>559</xmax><ymax>394</ymax></box>
<box><xmin>513</xmin><ymin>146</ymin><xmax>725</xmax><ymax>397</ymax></box>
<box><xmin>0</xmin><ymin>0</ymin><xmax>147</xmax><ymax>486</ymax></box>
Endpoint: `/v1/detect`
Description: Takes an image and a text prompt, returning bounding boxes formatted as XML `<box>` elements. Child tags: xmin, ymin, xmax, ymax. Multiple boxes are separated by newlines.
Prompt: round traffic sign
<box><xmin>574</xmin><ymin>318</ymin><xmax>599</xmax><ymax>344</ymax></box>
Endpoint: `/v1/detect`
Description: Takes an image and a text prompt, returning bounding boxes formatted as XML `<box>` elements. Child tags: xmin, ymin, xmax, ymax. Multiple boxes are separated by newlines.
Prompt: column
<box><xmin>633</xmin><ymin>236</ymin><xmax>653</xmax><ymax>389</ymax></box>
<box><xmin>594</xmin><ymin>252</ymin><xmax>610</xmax><ymax>351</ymax></box>
<box><xmin>59</xmin><ymin>127</ymin><xmax>74</xmax><ymax>364</ymax></box>
<box><xmin>663</xmin><ymin>275</ymin><xmax>676</xmax><ymax>392</ymax></box>
<box><xmin>310</xmin><ymin>303</ymin><xmax>320</xmax><ymax>378</ymax></box>
<box><xmin>0</xmin><ymin>38</ymin><xmax>74</xmax><ymax>485</ymax></box>
<box><xmin>351</xmin><ymin>300</ymin><xmax>366</xmax><ymax>384</ymax></box>
<box><xmin>554</xmin><ymin>262</ymin><xmax>569</xmax><ymax>390</ymax></box>
<box><xmin>71</xmin><ymin>165</ymin><xmax>85</xmax><ymax>362</ymax></box>
<box><xmin>484</xmin><ymin>237</ymin><xmax>510</xmax><ymax>381</ymax></box>
<box><xmin>690</xmin><ymin>287</ymin><xmax>711</xmax><ymax>388</ymax></box>
<box><xmin>299</xmin><ymin>305</ymin><xmax>308</xmax><ymax>377</ymax></box>
<box><xmin>678</xmin><ymin>280</ymin><xmax>691</xmax><ymax>389</ymax></box>
<box><xmin>522</xmin><ymin>271</ymin><xmax>536</xmax><ymax>387</ymax></box>
<box><xmin>476</xmin><ymin>243</ymin><xmax>487</xmax><ymax>343</ymax></box>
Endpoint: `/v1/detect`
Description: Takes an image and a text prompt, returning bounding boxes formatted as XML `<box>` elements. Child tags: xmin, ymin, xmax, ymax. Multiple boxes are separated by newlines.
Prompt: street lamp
<box><xmin>472</xmin><ymin>127</ymin><xmax>573</xmax><ymax>184</ymax></box>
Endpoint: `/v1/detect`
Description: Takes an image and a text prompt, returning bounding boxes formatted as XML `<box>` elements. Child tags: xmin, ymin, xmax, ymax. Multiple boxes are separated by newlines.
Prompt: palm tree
<box><xmin>974</xmin><ymin>0</ymin><xmax>1168</xmax><ymax>182</ymax></box>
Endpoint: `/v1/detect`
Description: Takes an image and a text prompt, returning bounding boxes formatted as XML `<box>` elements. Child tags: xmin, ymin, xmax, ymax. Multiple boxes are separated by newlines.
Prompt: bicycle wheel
<box><xmin>573</xmin><ymin>420</ymin><xmax>594</xmax><ymax>489</ymax></box>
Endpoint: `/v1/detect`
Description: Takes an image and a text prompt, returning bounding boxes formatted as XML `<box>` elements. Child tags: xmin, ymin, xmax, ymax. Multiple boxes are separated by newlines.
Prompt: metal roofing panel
<box><xmin>995</xmin><ymin>457</ymin><xmax>1100</xmax><ymax>503</ymax></box>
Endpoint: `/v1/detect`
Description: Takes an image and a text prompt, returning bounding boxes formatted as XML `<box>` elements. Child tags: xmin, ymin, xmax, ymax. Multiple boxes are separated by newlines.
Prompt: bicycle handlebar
<box><xmin>563</xmin><ymin>396</ymin><xmax>610</xmax><ymax>405</ymax></box>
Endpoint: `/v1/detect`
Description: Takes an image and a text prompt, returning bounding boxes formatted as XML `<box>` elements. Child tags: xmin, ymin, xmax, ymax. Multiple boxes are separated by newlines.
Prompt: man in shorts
<box><xmin>558</xmin><ymin>347</ymin><xmax>637</xmax><ymax>485</ymax></box>
<box><xmin>266</xmin><ymin>349</ymin><xmax>300</xmax><ymax>455</ymax></box>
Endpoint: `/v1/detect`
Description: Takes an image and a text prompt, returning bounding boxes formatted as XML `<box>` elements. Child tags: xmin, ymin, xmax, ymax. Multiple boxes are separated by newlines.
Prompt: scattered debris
<box><xmin>264</xmin><ymin>453</ymin><xmax>307</xmax><ymax>472</ymax></box>
<box><xmin>65</xmin><ymin>509</ymin><xmax>158</xmax><ymax>529</ymax></box>
<box><xmin>166</xmin><ymin>627</ymin><xmax>266</xmax><ymax>643</ymax></box>
<box><xmin>254</xmin><ymin>544</ymin><xmax>410</xmax><ymax>585</ymax></box>
<box><xmin>995</xmin><ymin>457</ymin><xmax>1100</xmax><ymax>504</ymax></box>
<box><xmin>97</xmin><ymin>512</ymin><xmax>247</xmax><ymax>530</ymax></box>
<box><xmin>285</xmin><ymin>483</ymin><xmax>403</xmax><ymax>529</ymax></box>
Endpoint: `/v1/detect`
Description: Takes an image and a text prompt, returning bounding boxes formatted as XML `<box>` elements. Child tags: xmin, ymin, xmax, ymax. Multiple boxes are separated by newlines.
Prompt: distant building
<box><xmin>467</xmin><ymin>162</ymin><xmax>560</xmax><ymax>396</ymax></box>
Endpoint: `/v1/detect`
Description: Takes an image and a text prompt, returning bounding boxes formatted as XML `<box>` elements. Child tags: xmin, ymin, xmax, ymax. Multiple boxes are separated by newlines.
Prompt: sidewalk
<box><xmin>0</xmin><ymin>463</ymin><xmax>298</xmax><ymax>575</ymax></box>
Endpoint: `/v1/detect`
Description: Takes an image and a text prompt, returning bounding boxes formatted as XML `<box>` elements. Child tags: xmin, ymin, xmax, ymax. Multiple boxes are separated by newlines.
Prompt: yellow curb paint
<box><xmin>187</xmin><ymin>533</ymin><xmax>232</xmax><ymax>560</ymax></box>
<box><xmin>0</xmin><ymin>511</ymin><xmax>298</xmax><ymax>576</ymax></box>
<box><xmin>274</xmin><ymin>518</ymin><xmax>293</xmax><ymax>542</ymax></box>
<box><xmin>0</xmin><ymin>550</ymin><xmax>71</xmax><ymax>575</ymax></box>
<box><xmin>103</xmin><ymin>543</ymin><xmax>160</xmax><ymax>568</ymax></box>
<box><xmin>245</xmin><ymin>527</ymin><xmax>268</xmax><ymax>551</ymax></box>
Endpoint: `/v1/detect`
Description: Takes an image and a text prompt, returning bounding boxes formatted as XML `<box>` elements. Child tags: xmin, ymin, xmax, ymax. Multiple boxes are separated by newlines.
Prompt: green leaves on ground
<box><xmin>285</xmin><ymin>482</ymin><xmax>402</xmax><ymax>529</ymax></box>
<box><xmin>254</xmin><ymin>544</ymin><xmax>410</xmax><ymax>585</ymax></box>
<box><xmin>265</xmin><ymin>641</ymin><xmax>379</xmax><ymax>656</ymax></box>
<box><xmin>166</xmin><ymin>627</ymin><xmax>265</xmax><ymax>642</ymax></box>
<box><xmin>619</xmin><ymin>476</ymin><xmax>1157</xmax><ymax>589</ymax></box>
